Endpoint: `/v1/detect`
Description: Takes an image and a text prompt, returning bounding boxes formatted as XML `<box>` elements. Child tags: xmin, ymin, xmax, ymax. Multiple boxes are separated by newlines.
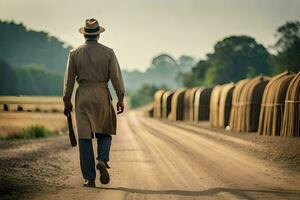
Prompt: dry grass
<box><xmin>0</xmin><ymin>112</ymin><xmax>69</xmax><ymax>139</ymax></box>
<box><xmin>0</xmin><ymin>96</ymin><xmax>64</xmax><ymax>112</ymax></box>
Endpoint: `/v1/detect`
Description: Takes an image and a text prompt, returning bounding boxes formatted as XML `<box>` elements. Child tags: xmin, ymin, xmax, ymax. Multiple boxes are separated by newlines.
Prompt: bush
<box><xmin>6</xmin><ymin>125</ymin><xmax>54</xmax><ymax>139</ymax></box>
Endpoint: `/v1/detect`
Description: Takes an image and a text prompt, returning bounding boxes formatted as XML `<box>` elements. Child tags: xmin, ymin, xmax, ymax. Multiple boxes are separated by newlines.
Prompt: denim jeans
<box><xmin>79</xmin><ymin>133</ymin><xmax>112</xmax><ymax>181</ymax></box>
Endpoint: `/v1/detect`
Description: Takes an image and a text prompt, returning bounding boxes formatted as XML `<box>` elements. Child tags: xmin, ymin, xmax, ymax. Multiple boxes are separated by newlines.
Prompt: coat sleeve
<box><xmin>109</xmin><ymin>50</ymin><xmax>125</xmax><ymax>102</ymax></box>
<box><xmin>63</xmin><ymin>51</ymin><xmax>76</xmax><ymax>109</ymax></box>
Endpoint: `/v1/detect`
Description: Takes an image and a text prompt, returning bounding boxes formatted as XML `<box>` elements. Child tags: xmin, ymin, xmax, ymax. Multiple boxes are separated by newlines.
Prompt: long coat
<box><xmin>63</xmin><ymin>40</ymin><xmax>125</xmax><ymax>139</ymax></box>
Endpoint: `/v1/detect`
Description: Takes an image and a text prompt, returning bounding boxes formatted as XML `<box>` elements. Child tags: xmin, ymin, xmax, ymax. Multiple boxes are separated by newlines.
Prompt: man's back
<box><xmin>71</xmin><ymin>41</ymin><xmax>114</xmax><ymax>84</ymax></box>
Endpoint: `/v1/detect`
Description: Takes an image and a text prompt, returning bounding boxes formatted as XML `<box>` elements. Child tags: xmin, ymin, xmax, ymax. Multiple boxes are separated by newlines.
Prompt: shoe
<box><xmin>96</xmin><ymin>161</ymin><xmax>110</xmax><ymax>184</ymax></box>
<box><xmin>83</xmin><ymin>180</ymin><xmax>95</xmax><ymax>187</ymax></box>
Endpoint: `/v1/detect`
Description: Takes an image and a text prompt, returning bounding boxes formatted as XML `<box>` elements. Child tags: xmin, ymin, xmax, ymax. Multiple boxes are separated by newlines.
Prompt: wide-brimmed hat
<box><xmin>79</xmin><ymin>18</ymin><xmax>105</xmax><ymax>35</ymax></box>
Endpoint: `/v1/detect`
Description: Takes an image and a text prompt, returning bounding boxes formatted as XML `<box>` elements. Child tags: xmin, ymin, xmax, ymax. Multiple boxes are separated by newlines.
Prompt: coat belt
<box><xmin>79</xmin><ymin>82</ymin><xmax>108</xmax><ymax>88</ymax></box>
<box><xmin>79</xmin><ymin>82</ymin><xmax>112</xmax><ymax>101</ymax></box>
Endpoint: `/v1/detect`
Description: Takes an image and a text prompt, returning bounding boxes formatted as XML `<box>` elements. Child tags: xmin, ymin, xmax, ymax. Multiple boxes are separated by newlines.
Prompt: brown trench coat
<box><xmin>63</xmin><ymin>40</ymin><xmax>125</xmax><ymax>139</ymax></box>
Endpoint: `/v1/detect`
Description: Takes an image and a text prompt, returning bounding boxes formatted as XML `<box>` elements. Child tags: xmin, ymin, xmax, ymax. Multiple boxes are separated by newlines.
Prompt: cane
<box><xmin>67</xmin><ymin>112</ymin><xmax>77</xmax><ymax>147</ymax></box>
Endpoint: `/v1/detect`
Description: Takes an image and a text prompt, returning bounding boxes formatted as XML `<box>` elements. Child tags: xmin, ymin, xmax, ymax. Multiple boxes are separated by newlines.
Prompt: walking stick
<box><xmin>67</xmin><ymin>112</ymin><xmax>77</xmax><ymax>147</ymax></box>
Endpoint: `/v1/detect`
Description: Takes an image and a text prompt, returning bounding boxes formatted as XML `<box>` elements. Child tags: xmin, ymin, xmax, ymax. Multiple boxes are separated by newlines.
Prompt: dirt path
<box><xmin>1</xmin><ymin>110</ymin><xmax>300</xmax><ymax>199</ymax></box>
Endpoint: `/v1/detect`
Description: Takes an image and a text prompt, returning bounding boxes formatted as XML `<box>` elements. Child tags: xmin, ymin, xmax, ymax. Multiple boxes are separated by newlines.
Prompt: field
<box><xmin>0</xmin><ymin>96</ymin><xmax>67</xmax><ymax>138</ymax></box>
<box><xmin>0</xmin><ymin>96</ymin><xmax>64</xmax><ymax>112</ymax></box>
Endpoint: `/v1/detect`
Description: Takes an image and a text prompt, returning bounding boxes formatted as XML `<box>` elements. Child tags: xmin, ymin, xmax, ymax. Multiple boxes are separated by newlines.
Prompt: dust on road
<box><xmin>0</xmin><ymin>109</ymin><xmax>299</xmax><ymax>200</ymax></box>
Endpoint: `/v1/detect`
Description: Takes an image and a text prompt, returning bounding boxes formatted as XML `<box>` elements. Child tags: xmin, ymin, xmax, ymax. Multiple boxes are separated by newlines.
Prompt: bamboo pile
<box><xmin>153</xmin><ymin>90</ymin><xmax>165</xmax><ymax>118</ymax></box>
<box><xmin>209</xmin><ymin>85</ymin><xmax>223</xmax><ymax>127</ymax></box>
<box><xmin>238</xmin><ymin>76</ymin><xmax>270</xmax><ymax>132</ymax></box>
<box><xmin>258</xmin><ymin>71</ymin><xmax>295</xmax><ymax>136</ymax></box>
<box><xmin>161</xmin><ymin>91</ymin><xmax>174</xmax><ymax>119</ymax></box>
<box><xmin>281</xmin><ymin>72</ymin><xmax>300</xmax><ymax>137</ymax></box>
<box><xmin>229</xmin><ymin>78</ymin><xmax>251</xmax><ymax>131</ymax></box>
<box><xmin>218</xmin><ymin>83</ymin><xmax>235</xmax><ymax>128</ymax></box>
<box><xmin>185</xmin><ymin>87</ymin><xmax>199</xmax><ymax>121</ymax></box>
<box><xmin>194</xmin><ymin>87</ymin><xmax>213</xmax><ymax>121</ymax></box>
<box><xmin>183</xmin><ymin>89</ymin><xmax>192</xmax><ymax>121</ymax></box>
<box><xmin>169</xmin><ymin>88</ymin><xmax>187</xmax><ymax>121</ymax></box>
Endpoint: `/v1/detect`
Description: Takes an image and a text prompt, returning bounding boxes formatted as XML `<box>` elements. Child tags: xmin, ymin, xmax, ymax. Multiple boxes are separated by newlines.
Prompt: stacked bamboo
<box><xmin>184</xmin><ymin>87</ymin><xmax>199</xmax><ymax>121</ymax></box>
<box><xmin>209</xmin><ymin>85</ymin><xmax>223</xmax><ymax>127</ymax></box>
<box><xmin>258</xmin><ymin>71</ymin><xmax>296</xmax><ymax>136</ymax></box>
<box><xmin>229</xmin><ymin>78</ymin><xmax>251</xmax><ymax>131</ymax></box>
<box><xmin>161</xmin><ymin>91</ymin><xmax>174</xmax><ymax>119</ymax></box>
<box><xmin>281</xmin><ymin>72</ymin><xmax>300</xmax><ymax>137</ymax></box>
<box><xmin>238</xmin><ymin>76</ymin><xmax>270</xmax><ymax>132</ymax></box>
<box><xmin>218</xmin><ymin>83</ymin><xmax>235</xmax><ymax>128</ymax></box>
<box><xmin>183</xmin><ymin>89</ymin><xmax>192</xmax><ymax>121</ymax></box>
<box><xmin>169</xmin><ymin>88</ymin><xmax>187</xmax><ymax>121</ymax></box>
<box><xmin>153</xmin><ymin>90</ymin><xmax>165</xmax><ymax>118</ymax></box>
<box><xmin>194</xmin><ymin>87</ymin><xmax>213</xmax><ymax>121</ymax></box>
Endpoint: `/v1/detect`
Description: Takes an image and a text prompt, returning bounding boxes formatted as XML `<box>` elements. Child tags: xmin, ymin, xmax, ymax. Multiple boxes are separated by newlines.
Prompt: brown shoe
<box><xmin>83</xmin><ymin>180</ymin><xmax>95</xmax><ymax>187</ymax></box>
<box><xmin>96</xmin><ymin>161</ymin><xmax>110</xmax><ymax>184</ymax></box>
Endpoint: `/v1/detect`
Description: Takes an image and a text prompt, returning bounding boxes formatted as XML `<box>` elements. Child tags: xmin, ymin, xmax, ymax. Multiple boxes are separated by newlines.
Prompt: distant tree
<box><xmin>272</xmin><ymin>21</ymin><xmax>300</xmax><ymax>73</ymax></box>
<box><xmin>129</xmin><ymin>84</ymin><xmax>168</xmax><ymax>108</ymax></box>
<box><xmin>180</xmin><ymin>60</ymin><xmax>210</xmax><ymax>87</ymax></box>
<box><xmin>0</xmin><ymin>59</ymin><xmax>63</xmax><ymax>95</ymax></box>
<box><xmin>181</xmin><ymin>35</ymin><xmax>271</xmax><ymax>87</ymax></box>
<box><xmin>177</xmin><ymin>55</ymin><xmax>196</xmax><ymax>72</ymax></box>
<box><xmin>0</xmin><ymin>20</ymin><xmax>71</xmax><ymax>73</ymax></box>
<box><xmin>205</xmin><ymin>36</ymin><xmax>270</xmax><ymax>84</ymax></box>
<box><xmin>0</xmin><ymin>59</ymin><xmax>18</xmax><ymax>95</ymax></box>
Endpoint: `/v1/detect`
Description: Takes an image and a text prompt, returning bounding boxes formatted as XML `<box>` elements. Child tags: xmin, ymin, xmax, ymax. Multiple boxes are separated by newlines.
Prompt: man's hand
<box><xmin>64</xmin><ymin>104</ymin><xmax>73</xmax><ymax>116</ymax></box>
<box><xmin>117</xmin><ymin>101</ymin><xmax>124</xmax><ymax>114</ymax></box>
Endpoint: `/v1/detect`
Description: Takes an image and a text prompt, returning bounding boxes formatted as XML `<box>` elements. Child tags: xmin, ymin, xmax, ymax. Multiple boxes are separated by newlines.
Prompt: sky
<box><xmin>0</xmin><ymin>0</ymin><xmax>299</xmax><ymax>71</ymax></box>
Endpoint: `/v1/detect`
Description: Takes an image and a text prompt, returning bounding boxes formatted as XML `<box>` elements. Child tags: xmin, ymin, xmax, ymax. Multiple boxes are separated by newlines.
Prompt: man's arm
<box><xmin>63</xmin><ymin>51</ymin><xmax>76</xmax><ymax>115</ymax></box>
<box><xmin>109</xmin><ymin>49</ymin><xmax>125</xmax><ymax>114</ymax></box>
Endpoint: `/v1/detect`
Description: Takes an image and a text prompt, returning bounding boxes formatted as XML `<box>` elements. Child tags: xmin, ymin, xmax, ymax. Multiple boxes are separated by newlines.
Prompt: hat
<box><xmin>79</xmin><ymin>18</ymin><xmax>105</xmax><ymax>35</ymax></box>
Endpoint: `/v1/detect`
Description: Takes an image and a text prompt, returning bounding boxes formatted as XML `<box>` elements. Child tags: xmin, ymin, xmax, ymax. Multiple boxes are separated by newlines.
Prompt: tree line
<box><xmin>179</xmin><ymin>21</ymin><xmax>300</xmax><ymax>87</ymax></box>
<box><xmin>130</xmin><ymin>20</ymin><xmax>300</xmax><ymax>108</ymax></box>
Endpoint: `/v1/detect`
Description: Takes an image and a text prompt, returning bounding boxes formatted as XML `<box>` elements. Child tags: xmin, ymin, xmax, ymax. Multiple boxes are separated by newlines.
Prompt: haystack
<box><xmin>281</xmin><ymin>72</ymin><xmax>300</xmax><ymax>137</ymax></box>
<box><xmin>238</xmin><ymin>76</ymin><xmax>270</xmax><ymax>132</ymax></box>
<box><xmin>169</xmin><ymin>88</ymin><xmax>187</xmax><ymax>121</ymax></box>
<box><xmin>229</xmin><ymin>78</ymin><xmax>251</xmax><ymax>131</ymax></box>
<box><xmin>209</xmin><ymin>85</ymin><xmax>223</xmax><ymax>127</ymax></box>
<box><xmin>194</xmin><ymin>87</ymin><xmax>213</xmax><ymax>121</ymax></box>
<box><xmin>161</xmin><ymin>91</ymin><xmax>174</xmax><ymax>119</ymax></box>
<box><xmin>258</xmin><ymin>71</ymin><xmax>295</xmax><ymax>136</ymax></box>
<box><xmin>182</xmin><ymin>87</ymin><xmax>199</xmax><ymax>121</ymax></box>
<box><xmin>218</xmin><ymin>83</ymin><xmax>235</xmax><ymax>128</ymax></box>
<box><xmin>153</xmin><ymin>90</ymin><xmax>165</xmax><ymax>118</ymax></box>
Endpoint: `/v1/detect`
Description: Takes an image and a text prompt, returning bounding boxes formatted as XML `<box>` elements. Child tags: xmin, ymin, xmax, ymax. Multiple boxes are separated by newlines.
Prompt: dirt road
<box><xmin>1</xmin><ymin>109</ymin><xmax>300</xmax><ymax>199</ymax></box>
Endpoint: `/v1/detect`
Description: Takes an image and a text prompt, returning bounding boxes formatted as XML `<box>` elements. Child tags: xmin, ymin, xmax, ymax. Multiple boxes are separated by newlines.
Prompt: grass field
<box><xmin>0</xmin><ymin>112</ymin><xmax>69</xmax><ymax>138</ymax></box>
<box><xmin>0</xmin><ymin>96</ymin><xmax>70</xmax><ymax>138</ymax></box>
<box><xmin>0</xmin><ymin>96</ymin><xmax>64</xmax><ymax>112</ymax></box>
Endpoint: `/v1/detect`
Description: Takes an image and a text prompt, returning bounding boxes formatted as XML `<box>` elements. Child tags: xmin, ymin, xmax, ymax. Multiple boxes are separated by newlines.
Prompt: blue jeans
<box><xmin>79</xmin><ymin>134</ymin><xmax>112</xmax><ymax>181</ymax></box>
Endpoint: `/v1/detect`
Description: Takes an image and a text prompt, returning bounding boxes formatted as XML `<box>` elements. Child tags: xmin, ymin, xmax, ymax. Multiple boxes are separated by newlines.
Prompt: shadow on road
<box><xmin>96</xmin><ymin>186</ymin><xmax>300</xmax><ymax>200</ymax></box>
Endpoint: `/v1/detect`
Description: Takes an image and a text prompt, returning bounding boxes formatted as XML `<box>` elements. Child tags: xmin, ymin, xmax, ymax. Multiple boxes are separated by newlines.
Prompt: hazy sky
<box><xmin>0</xmin><ymin>0</ymin><xmax>299</xmax><ymax>71</ymax></box>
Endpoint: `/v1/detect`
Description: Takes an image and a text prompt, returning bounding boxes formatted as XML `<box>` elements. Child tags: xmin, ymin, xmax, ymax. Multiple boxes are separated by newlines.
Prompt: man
<box><xmin>63</xmin><ymin>18</ymin><xmax>125</xmax><ymax>187</ymax></box>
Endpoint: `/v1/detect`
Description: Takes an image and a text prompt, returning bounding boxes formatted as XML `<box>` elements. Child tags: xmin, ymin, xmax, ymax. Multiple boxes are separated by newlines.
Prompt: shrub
<box><xmin>6</xmin><ymin>125</ymin><xmax>54</xmax><ymax>139</ymax></box>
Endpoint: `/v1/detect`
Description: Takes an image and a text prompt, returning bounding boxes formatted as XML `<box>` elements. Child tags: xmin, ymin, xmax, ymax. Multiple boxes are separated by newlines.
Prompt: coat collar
<box><xmin>85</xmin><ymin>40</ymin><xmax>98</xmax><ymax>45</ymax></box>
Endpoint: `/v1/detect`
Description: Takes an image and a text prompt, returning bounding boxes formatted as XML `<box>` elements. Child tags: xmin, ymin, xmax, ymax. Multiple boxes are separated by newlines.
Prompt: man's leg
<box><xmin>95</xmin><ymin>134</ymin><xmax>112</xmax><ymax>184</ymax></box>
<box><xmin>96</xmin><ymin>134</ymin><xmax>112</xmax><ymax>162</ymax></box>
<box><xmin>79</xmin><ymin>139</ymin><xmax>96</xmax><ymax>182</ymax></box>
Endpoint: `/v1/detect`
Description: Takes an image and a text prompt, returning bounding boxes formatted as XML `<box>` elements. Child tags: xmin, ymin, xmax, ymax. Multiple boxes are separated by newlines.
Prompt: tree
<box><xmin>272</xmin><ymin>21</ymin><xmax>300</xmax><ymax>73</ymax></box>
<box><xmin>181</xmin><ymin>35</ymin><xmax>271</xmax><ymax>87</ymax></box>
<box><xmin>129</xmin><ymin>84</ymin><xmax>168</xmax><ymax>108</ymax></box>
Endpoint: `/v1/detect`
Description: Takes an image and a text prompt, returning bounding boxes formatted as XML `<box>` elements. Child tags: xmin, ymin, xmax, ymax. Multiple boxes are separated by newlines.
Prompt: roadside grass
<box><xmin>4</xmin><ymin>125</ymin><xmax>55</xmax><ymax>140</ymax></box>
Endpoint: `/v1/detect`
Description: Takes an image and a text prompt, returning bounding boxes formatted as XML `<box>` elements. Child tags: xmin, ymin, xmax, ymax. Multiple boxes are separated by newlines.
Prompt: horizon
<box><xmin>0</xmin><ymin>0</ymin><xmax>299</xmax><ymax>71</ymax></box>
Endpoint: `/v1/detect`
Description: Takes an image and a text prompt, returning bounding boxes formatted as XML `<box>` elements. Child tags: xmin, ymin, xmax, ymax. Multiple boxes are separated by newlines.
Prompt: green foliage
<box><xmin>0</xmin><ymin>60</ymin><xmax>63</xmax><ymax>95</ymax></box>
<box><xmin>5</xmin><ymin>125</ymin><xmax>54</xmax><ymax>140</ymax></box>
<box><xmin>0</xmin><ymin>20</ymin><xmax>71</xmax><ymax>73</ymax></box>
<box><xmin>129</xmin><ymin>84</ymin><xmax>168</xmax><ymax>108</ymax></box>
<box><xmin>123</xmin><ymin>54</ymin><xmax>196</xmax><ymax>90</ymax></box>
<box><xmin>181</xmin><ymin>35</ymin><xmax>271</xmax><ymax>87</ymax></box>
<box><xmin>272</xmin><ymin>21</ymin><xmax>300</xmax><ymax>74</ymax></box>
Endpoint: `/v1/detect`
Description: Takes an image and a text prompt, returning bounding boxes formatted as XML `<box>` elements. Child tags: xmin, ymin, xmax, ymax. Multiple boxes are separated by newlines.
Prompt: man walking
<box><xmin>63</xmin><ymin>18</ymin><xmax>125</xmax><ymax>187</ymax></box>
